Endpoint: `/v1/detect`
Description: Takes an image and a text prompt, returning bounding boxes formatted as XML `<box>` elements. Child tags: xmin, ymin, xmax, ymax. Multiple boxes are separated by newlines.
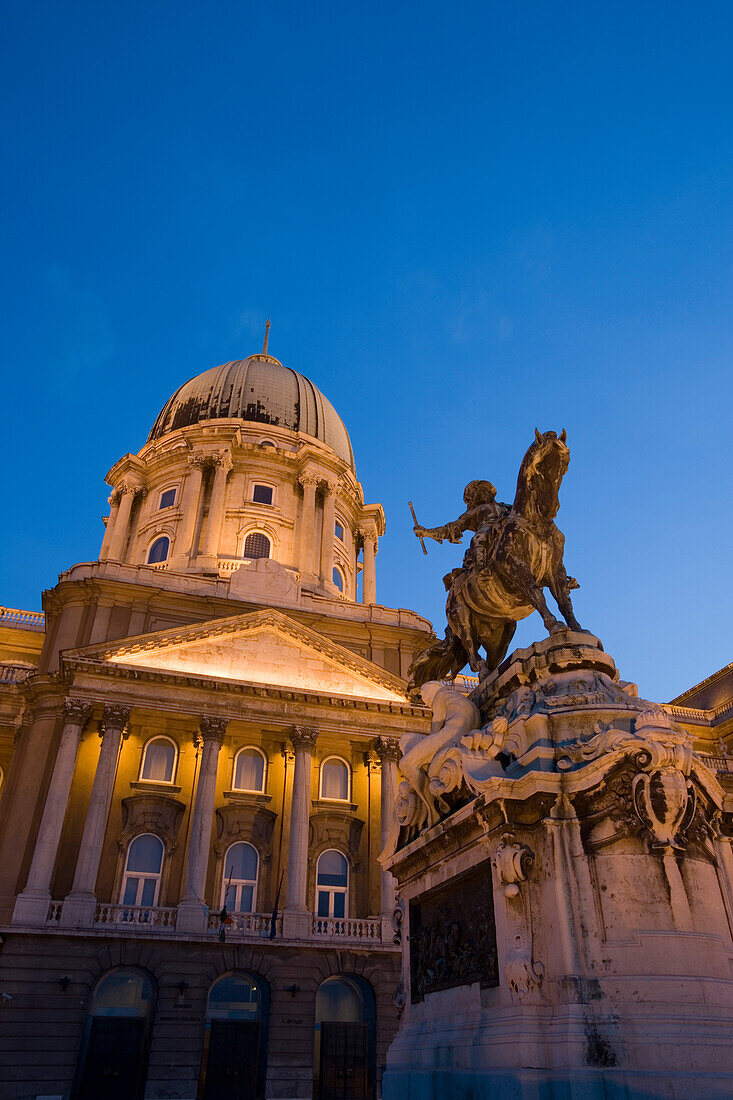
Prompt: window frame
<box><xmin>334</xmin><ymin>519</ymin><xmax>345</xmax><ymax>541</ymax></box>
<box><xmin>232</xmin><ymin>746</ymin><xmax>268</xmax><ymax>794</ymax></box>
<box><xmin>120</xmin><ymin>833</ymin><xmax>164</xmax><ymax>908</ymax></box>
<box><xmin>139</xmin><ymin>735</ymin><xmax>178</xmax><ymax>785</ymax></box>
<box><xmin>252</xmin><ymin>483</ymin><xmax>274</xmax><ymax>506</ymax></box>
<box><xmin>158</xmin><ymin>486</ymin><xmax>177</xmax><ymax>510</ymax></box>
<box><xmin>319</xmin><ymin>755</ymin><xmax>351</xmax><ymax>802</ymax></box>
<box><xmin>147</xmin><ymin>535</ymin><xmax>170</xmax><ymax>564</ymax></box>
<box><xmin>315</xmin><ymin>849</ymin><xmax>349</xmax><ymax>919</ymax></box>
<box><xmin>221</xmin><ymin>841</ymin><xmax>259</xmax><ymax>914</ymax></box>
<box><xmin>332</xmin><ymin>565</ymin><xmax>345</xmax><ymax>593</ymax></box>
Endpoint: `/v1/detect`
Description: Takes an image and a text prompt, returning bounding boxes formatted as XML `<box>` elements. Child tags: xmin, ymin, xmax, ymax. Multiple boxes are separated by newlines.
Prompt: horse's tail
<box><xmin>406</xmin><ymin>627</ymin><xmax>468</xmax><ymax>700</ymax></box>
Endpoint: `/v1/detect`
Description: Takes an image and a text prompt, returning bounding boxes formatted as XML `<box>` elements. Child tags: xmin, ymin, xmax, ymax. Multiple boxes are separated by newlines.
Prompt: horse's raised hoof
<box><xmin>549</xmin><ymin>621</ymin><xmax>568</xmax><ymax>635</ymax></box>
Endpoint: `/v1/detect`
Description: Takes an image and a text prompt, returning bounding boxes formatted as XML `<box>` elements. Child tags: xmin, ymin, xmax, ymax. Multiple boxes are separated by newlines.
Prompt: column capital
<box><xmin>199</xmin><ymin>715</ymin><xmax>228</xmax><ymax>743</ymax></box>
<box><xmin>108</xmin><ymin>489</ymin><xmax>121</xmax><ymax>507</ymax></box>
<box><xmin>360</xmin><ymin>528</ymin><xmax>378</xmax><ymax>547</ymax></box>
<box><xmin>63</xmin><ymin>698</ymin><xmax>93</xmax><ymax>728</ymax></box>
<box><xmin>321</xmin><ymin>478</ymin><xmax>338</xmax><ymax>496</ymax></box>
<box><xmin>212</xmin><ymin>451</ymin><xmax>233</xmax><ymax>473</ymax></box>
<box><xmin>375</xmin><ymin>736</ymin><xmax>402</xmax><ymax>765</ymax></box>
<box><xmin>117</xmin><ymin>478</ymin><xmax>145</xmax><ymax>497</ymax></box>
<box><xmin>299</xmin><ymin>472</ymin><xmax>320</xmax><ymax>490</ymax></box>
<box><xmin>101</xmin><ymin>704</ymin><xmax>130</xmax><ymax>735</ymax></box>
<box><xmin>290</xmin><ymin>725</ymin><xmax>319</xmax><ymax>752</ymax></box>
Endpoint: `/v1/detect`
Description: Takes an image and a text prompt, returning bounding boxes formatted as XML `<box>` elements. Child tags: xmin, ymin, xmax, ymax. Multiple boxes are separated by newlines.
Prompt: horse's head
<box><xmin>514</xmin><ymin>428</ymin><xmax>570</xmax><ymax>518</ymax></box>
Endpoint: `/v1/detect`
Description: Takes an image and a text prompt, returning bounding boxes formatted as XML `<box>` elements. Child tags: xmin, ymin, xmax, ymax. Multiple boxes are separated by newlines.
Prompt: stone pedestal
<box><xmin>382</xmin><ymin>631</ymin><xmax>733</xmax><ymax>1100</ymax></box>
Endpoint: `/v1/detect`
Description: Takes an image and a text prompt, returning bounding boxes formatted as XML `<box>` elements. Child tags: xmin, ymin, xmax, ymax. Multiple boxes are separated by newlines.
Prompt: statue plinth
<box><xmin>382</xmin><ymin>634</ymin><xmax>733</xmax><ymax>1099</ymax></box>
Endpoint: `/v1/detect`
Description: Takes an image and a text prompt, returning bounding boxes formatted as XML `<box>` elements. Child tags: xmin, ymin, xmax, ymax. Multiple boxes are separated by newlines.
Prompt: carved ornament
<box><xmin>63</xmin><ymin>698</ymin><xmax>93</xmax><ymax>728</ymax></box>
<box><xmin>101</xmin><ymin>704</ymin><xmax>131</xmax><ymax>734</ymax></box>
<box><xmin>375</xmin><ymin>736</ymin><xmax>402</xmax><ymax>765</ymax></box>
<box><xmin>199</xmin><ymin>715</ymin><xmax>228</xmax><ymax>743</ymax></box>
<box><xmin>491</xmin><ymin>835</ymin><xmax>535</xmax><ymax>898</ymax></box>
<box><xmin>290</xmin><ymin>725</ymin><xmax>318</xmax><ymax>752</ymax></box>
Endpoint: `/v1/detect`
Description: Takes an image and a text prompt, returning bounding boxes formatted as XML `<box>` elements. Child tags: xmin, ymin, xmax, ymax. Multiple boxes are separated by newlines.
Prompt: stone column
<box><xmin>60</xmin><ymin>704</ymin><xmax>130</xmax><ymax>928</ymax></box>
<box><xmin>172</xmin><ymin>456</ymin><xmax>206</xmax><ymax>566</ymax></box>
<box><xmin>362</xmin><ymin>532</ymin><xmax>378</xmax><ymax>605</ymax></box>
<box><xmin>298</xmin><ymin>474</ymin><xmax>319</xmax><ymax>579</ymax></box>
<box><xmin>105</xmin><ymin>483</ymin><xmax>139</xmax><ymax>562</ymax></box>
<box><xmin>199</xmin><ymin>453</ymin><xmax>232</xmax><ymax>566</ymax></box>
<box><xmin>177</xmin><ymin>715</ymin><xmax>227</xmax><ymax>932</ymax></box>
<box><xmin>99</xmin><ymin>492</ymin><xmax>120</xmax><ymax>561</ymax></box>
<box><xmin>375</xmin><ymin>737</ymin><xmax>401</xmax><ymax>919</ymax></box>
<box><xmin>13</xmin><ymin>699</ymin><xmax>93</xmax><ymax>926</ymax></box>
<box><xmin>319</xmin><ymin>481</ymin><xmax>337</xmax><ymax>587</ymax></box>
<box><xmin>283</xmin><ymin>726</ymin><xmax>318</xmax><ymax>934</ymax></box>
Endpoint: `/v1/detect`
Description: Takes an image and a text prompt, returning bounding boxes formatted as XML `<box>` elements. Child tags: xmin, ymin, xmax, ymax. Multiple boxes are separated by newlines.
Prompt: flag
<box><xmin>270</xmin><ymin>871</ymin><xmax>284</xmax><ymax>939</ymax></box>
<box><xmin>218</xmin><ymin>904</ymin><xmax>233</xmax><ymax>942</ymax></box>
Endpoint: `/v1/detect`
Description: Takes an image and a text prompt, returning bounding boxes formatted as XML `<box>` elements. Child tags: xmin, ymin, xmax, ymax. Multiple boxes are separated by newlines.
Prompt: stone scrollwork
<box><xmin>492</xmin><ymin>835</ymin><xmax>535</xmax><ymax>898</ymax></box>
<box><xmin>102</xmin><ymin>704</ymin><xmax>131</xmax><ymax>734</ymax></box>
<box><xmin>505</xmin><ymin>952</ymin><xmax>545</xmax><ymax>998</ymax></box>
<box><xmin>63</xmin><ymin>698</ymin><xmax>93</xmax><ymax>728</ymax></box>
<box><xmin>199</xmin><ymin>715</ymin><xmax>229</xmax><ymax>743</ymax></box>
<box><xmin>290</xmin><ymin>725</ymin><xmax>319</xmax><ymax>752</ymax></box>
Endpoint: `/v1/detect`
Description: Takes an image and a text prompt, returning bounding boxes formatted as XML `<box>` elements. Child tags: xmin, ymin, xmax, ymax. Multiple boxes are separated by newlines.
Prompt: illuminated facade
<box><xmin>0</xmin><ymin>339</ymin><xmax>434</xmax><ymax>1100</ymax></box>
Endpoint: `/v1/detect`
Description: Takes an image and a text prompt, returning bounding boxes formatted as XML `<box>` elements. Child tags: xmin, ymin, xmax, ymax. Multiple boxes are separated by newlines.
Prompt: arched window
<box><xmin>243</xmin><ymin>532</ymin><xmax>270</xmax><ymax>559</ymax></box>
<box><xmin>139</xmin><ymin>737</ymin><xmax>177</xmax><ymax>784</ymax></box>
<box><xmin>332</xmin><ymin>566</ymin><xmax>344</xmax><ymax>593</ymax></box>
<box><xmin>120</xmin><ymin>835</ymin><xmax>164</xmax><ymax>908</ymax></box>
<box><xmin>233</xmin><ymin>747</ymin><xmax>266</xmax><ymax>793</ymax></box>
<box><xmin>316</xmin><ymin>850</ymin><xmax>348</xmax><ymax>918</ymax></box>
<box><xmin>222</xmin><ymin>842</ymin><xmax>259</xmax><ymax>913</ymax></box>
<box><xmin>148</xmin><ymin>536</ymin><xmax>169</xmax><ymax>564</ymax></box>
<box><xmin>334</xmin><ymin>520</ymin><xmax>344</xmax><ymax>541</ymax></box>
<box><xmin>320</xmin><ymin>756</ymin><xmax>350</xmax><ymax>801</ymax></box>
<box><xmin>77</xmin><ymin>969</ymin><xmax>155</xmax><ymax>1100</ymax></box>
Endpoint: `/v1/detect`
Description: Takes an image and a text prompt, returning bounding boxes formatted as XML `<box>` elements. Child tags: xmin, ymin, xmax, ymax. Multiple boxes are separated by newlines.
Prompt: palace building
<box><xmin>0</xmin><ymin>336</ymin><xmax>434</xmax><ymax>1100</ymax></box>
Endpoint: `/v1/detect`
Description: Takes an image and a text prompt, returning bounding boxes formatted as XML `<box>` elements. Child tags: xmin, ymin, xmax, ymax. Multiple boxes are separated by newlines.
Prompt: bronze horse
<box><xmin>407</xmin><ymin>429</ymin><xmax>583</xmax><ymax>695</ymax></box>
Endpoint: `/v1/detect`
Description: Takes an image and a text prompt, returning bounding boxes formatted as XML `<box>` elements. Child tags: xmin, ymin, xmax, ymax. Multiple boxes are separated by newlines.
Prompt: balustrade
<box><xmin>94</xmin><ymin>903</ymin><xmax>177</xmax><ymax>928</ymax></box>
<box><xmin>311</xmin><ymin>915</ymin><xmax>383</xmax><ymax>940</ymax></box>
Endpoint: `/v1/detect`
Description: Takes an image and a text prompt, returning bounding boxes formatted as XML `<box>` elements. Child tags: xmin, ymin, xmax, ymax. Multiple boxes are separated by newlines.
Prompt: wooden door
<box><xmin>319</xmin><ymin>1022</ymin><xmax>368</xmax><ymax>1100</ymax></box>
<box><xmin>203</xmin><ymin>1019</ymin><xmax>260</xmax><ymax>1100</ymax></box>
<box><xmin>78</xmin><ymin>1017</ymin><xmax>148</xmax><ymax>1100</ymax></box>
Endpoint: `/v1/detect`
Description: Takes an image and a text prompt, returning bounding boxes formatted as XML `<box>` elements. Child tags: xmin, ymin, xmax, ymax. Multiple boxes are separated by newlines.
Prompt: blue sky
<box><xmin>2</xmin><ymin>1</ymin><xmax>732</xmax><ymax>702</ymax></box>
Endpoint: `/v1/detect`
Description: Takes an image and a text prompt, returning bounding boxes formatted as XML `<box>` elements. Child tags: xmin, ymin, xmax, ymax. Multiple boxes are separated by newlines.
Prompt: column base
<box><xmin>12</xmin><ymin>889</ymin><xmax>52</xmax><ymax>927</ymax></box>
<box><xmin>59</xmin><ymin>892</ymin><xmax>97</xmax><ymax>929</ymax></box>
<box><xmin>194</xmin><ymin>555</ymin><xmax>218</xmax><ymax>573</ymax></box>
<box><xmin>176</xmin><ymin>897</ymin><xmax>210</xmax><ymax>934</ymax></box>
<box><xmin>282</xmin><ymin>907</ymin><xmax>312</xmax><ymax>939</ymax></box>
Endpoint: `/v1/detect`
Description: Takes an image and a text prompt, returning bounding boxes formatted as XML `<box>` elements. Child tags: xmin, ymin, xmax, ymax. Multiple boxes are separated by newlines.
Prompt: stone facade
<box><xmin>0</xmin><ymin>345</ymin><xmax>433</xmax><ymax>1100</ymax></box>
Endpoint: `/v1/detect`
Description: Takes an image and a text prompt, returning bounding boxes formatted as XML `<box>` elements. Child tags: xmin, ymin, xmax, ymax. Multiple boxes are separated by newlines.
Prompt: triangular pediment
<box><xmin>71</xmin><ymin>609</ymin><xmax>407</xmax><ymax>703</ymax></box>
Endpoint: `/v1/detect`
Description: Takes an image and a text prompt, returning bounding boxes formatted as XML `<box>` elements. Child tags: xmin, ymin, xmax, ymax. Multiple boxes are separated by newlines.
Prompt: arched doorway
<box><xmin>200</xmin><ymin>972</ymin><xmax>269</xmax><ymax>1100</ymax></box>
<box><xmin>314</xmin><ymin>975</ymin><xmax>375</xmax><ymax>1100</ymax></box>
<box><xmin>76</xmin><ymin>968</ymin><xmax>155</xmax><ymax>1100</ymax></box>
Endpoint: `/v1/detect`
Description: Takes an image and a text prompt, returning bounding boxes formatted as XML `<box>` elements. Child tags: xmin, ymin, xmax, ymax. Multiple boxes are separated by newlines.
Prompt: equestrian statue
<box><xmin>407</xmin><ymin>429</ymin><xmax>584</xmax><ymax>697</ymax></box>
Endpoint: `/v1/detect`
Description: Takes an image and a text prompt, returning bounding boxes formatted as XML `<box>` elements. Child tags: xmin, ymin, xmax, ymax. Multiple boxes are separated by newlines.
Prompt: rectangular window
<box><xmin>159</xmin><ymin>488</ymin><xmax>176</xmax><ymax>509</ymax></box>
<box><xmin>253</xmin><ymin>485</ymin><xmax>273</xmax><ymax>505</ymax></box>
<box><xmin>335</xmin><ymin>522</ymin><xmax>344</xmax><ymax>540</ymax></box>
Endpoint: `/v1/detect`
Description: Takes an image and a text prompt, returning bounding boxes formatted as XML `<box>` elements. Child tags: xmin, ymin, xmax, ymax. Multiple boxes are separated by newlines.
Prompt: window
<box><xmin>139</xmin><ymin>737</ymin><xmax>177</xmax><ymax>784</ymax></box>
<box><xmin>332</xmin><ymin>567</ymin><xmax>344</xmax><ymax>593</ymax></box>
<box><xmin>335</xmin><ymin>521</ymin><xmax>344</xmax><ymax>541</ymax></box>
<box><xmin>243</xmin><ymin>532</ymin><xmax>270</xmax><ymax>559</ymax></box>
<box><xmin>259</xmin><ymin>440</ymin><xmax>276</xmax><ymax>450</ymax></box>
<box><xmin>320</xmin><ymin>757</ymin><xmax>350</xmax><ymax>801</ymax></box>
<box><xmin>253</xmin><ymin>484</ymin><xmax>273</xmax><ymax>505</ymax></box>
<box><xmin>148</xmin><ymin>536</ymin><xmax>169</xmax><ymax>564</ymax></box>
<box><xmin>316</xmin><ymin>850</ymin><xmax>348</xmax><ymax>918</ymax></box>
<box><xmin>222</xmin><ymin>842</ymin><xmax>259</xmax><ymax>913</ymax></box>
<box><xmin>159</xmin><ymin>488</ymin><xmax>176</xmax><ymax>509</ymax></box>
<box><xmin>120</xmin><ymin>835</ymin><xmax>164</xmax><ymax>908</ymax></box>
<box><xmin>233</xmin><ymin>747</ymin><xmax>266</xmax><ymax>793</ymax></box>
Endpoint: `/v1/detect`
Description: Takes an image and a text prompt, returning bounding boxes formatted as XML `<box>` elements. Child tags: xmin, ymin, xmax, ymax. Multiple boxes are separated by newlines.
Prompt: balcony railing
<box><xmin>0</xmin><ymin>607</ymin><xmax>45</xmax><ymax>630</ymax></box>
<box><xmin>311</xmin><ymin>916</ymin><xmax>383</xmax><ymax>940</ymax></box>
<box><xmin>0</xmin><ymin>663</ymin><xmax>35</xmax><ymax>684</ymax></box>
<box><xmin>698</xmin><ymin>753</ymin><xmax>733</xmax><ymax>774</ymax></box>
<box><xmin>206</xmin><ymin>910</ymin><xmax>281</xmax><ymax>938</ymax></box>
<box><xmin>94</xmin><ymin>903</ymin><xmax>178</xmax><ymax>928</ymax></box>
<box><xmin>40</xmin><ymin>903</ymin><xmax>387</xmax><ymax>944</ymax></box>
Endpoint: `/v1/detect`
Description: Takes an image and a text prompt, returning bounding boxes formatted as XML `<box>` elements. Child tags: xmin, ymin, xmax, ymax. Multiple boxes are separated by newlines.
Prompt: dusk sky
<box><xmin>2</xmin><ymin>1</ymin><xmax>732</xmax><ymax>702</ymax></box>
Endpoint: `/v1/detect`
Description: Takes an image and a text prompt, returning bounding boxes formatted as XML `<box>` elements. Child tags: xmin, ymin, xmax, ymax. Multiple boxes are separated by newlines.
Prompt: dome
<box><xmin>147</xmin><ymin>354</ymin><xmax>355</xmax><ymax>469</ymax></box>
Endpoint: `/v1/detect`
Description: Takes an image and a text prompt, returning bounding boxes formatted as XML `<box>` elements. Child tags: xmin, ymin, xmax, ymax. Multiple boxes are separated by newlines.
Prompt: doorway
<box><xmin>76</xmin><ymin>969</ymin><xmax>154</xmax><ymax>1100</ymax></box>
<box><xmin>200</xmin><ymin>972</ymin><xmax>269</xmax><ymax>1100</ymax></box>
<box><xmin>314</xmin><ymin>976</ymin><xmax>375</xmax><ymax>1100</ymax></box>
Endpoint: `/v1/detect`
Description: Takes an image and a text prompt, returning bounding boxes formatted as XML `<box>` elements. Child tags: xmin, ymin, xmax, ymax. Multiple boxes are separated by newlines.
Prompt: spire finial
<box><xmin>263</xmin><ymin>317</ymin><xmax>271</xmax><ymax>355</ymax></box>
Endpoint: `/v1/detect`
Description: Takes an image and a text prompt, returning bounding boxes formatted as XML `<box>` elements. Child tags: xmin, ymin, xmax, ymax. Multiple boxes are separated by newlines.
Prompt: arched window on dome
<box><xmin>320</xmin><ymin>757</ymin><xmax>350</xmax><ymax>802</ymax></box>
<box><xmin>243</xmin><ymin>533</ymin><xmax>270</xmax><ymax>560</ymax></box>
<box><xmin>139</xmin><ymin>737</ymin><xmax>177</xmax><ymax>784</ymax></box>
<box><xmin>148</xmin><ymin>536</ymin><xmax>170</xmax><ymax>564</ymax></box>
<box><xmin>233</xmin><ymin>747</ymin><xmax>267</xmax><ymax>793</ymax></box>
<box><xmin>120</xmin><ymin>834</ymin><xmax>164</xmax><ymax>908</ymax></box>
<box><xmin>332</xmin><ymin>567</ymin><xmax>344</xmax><ymax>593</ymax></box>
<box><xmin>222</xmin><ymin>842</ymin><xmax>259</xmax><ymax>913</ymax></box>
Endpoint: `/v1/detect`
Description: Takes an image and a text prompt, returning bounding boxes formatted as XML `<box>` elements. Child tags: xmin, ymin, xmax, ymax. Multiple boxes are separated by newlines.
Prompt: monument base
<box><xmin>383</xmin><ymin>632</ymin><xmax>733</xmax><ymax>1100</ymax></box>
